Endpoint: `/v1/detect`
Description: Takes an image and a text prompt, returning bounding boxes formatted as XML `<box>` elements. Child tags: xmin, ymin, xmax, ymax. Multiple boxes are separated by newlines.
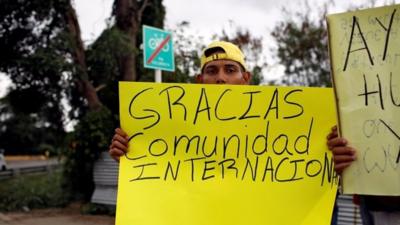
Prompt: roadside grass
<box><xmin>0</xmin><ymin>170</ymin><xmax>70</xmax><ymax>212</ymax></box>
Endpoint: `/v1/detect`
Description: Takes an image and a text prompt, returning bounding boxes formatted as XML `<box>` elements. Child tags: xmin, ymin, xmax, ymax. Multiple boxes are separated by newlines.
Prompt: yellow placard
<box><xmin>327</xmin><ymin>4</ymin><xmax>400</xmax><ymax>195</ymax></box>
<box><xmin>116</xmin><ymin>82</ymin><xmax>338</xmax><ymax>225</ymax></box>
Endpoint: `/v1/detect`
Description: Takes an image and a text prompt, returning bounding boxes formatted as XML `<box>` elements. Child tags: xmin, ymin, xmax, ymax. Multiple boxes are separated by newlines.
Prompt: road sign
<box><xmin>143</xmin><ymin>25</ymin><xmax>175</xmax><ymax>72</ymax></box>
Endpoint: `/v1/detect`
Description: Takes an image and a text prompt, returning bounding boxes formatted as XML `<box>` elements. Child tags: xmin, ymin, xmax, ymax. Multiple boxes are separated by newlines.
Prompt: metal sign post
<box><xmin>155</xmin><ymin>69</ymin><xmax>162</xmax><ymax>83</ymax></box>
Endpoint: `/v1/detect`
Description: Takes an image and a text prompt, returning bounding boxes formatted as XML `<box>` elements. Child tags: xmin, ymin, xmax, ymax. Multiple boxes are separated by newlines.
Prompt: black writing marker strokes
<box><xmin>193</xmin><ymin>88</ymin><xmax>211</xmax><ymax>125</ymax></box>
<box><xmin>124</xmin><ymin>84</ymin><xmax>337</xmax><ymax>186</ymax></box>
<box><xmin>128</xmin><ymin>88</ymin><xmax>160</xmax><ymax>130</ymax></box>
<box><xmin>343</xmin><ymin>16</ymin><xmax>374</xmax><ymax>72</ymax></box>
<box><xmin>390</xmin><ymin>72</ymin><xmax>400</xmax><ymax>107</ymax></box>
<box><xmin>127</xmin><ymin>155</ymin><xmax>337</xmax><ymax>184</ymax></box>
<box><xmin>283</xmin><ymin>89</ymin><xmax>304</xmax><ymax>119</ymax></box>
<box><xmin>376</xmin><ymin>9</ymin><xmax>396</xmax><ymax>61</ymax></box>
<box><xmin>159</xmin><ymin>86</ymin><xmax>187</xmax><ymax>121</ymax></box>
<box><xmin>126</xmin><ymin>118</ymin><xmax>337</xmax><ymax>185</ymax></box>
<box><xmin>239</xmin><ymin>91</ymin><xmax>262</xmax><ymax>120</ymax></box>
<box><xmin>264</xmin><ymin>89</ymin><xmax>279</xmax><ymax>120</ymax></box>
<box><xmin>215</xmin><ymin>89</ymin><xmax>236</xmax><ymax>121</ymax></box>
<box><xmin>357</xmin><ymin>72</ymin><xmax>400</xmax><ymax>110</ymax></box>
<box><xmin>128</xmin><ymin>86</ymin><xmax>306</xmax><ymax>128</ymax></box>
<box><xmin>342</xmin><ymin>9</ymin><xmax>397</xmax><ymax>71</ymax></box>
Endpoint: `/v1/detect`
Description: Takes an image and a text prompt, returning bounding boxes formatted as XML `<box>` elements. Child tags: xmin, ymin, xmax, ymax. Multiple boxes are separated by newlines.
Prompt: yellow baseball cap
<box><xmin>200</xmin><ymin>41</ymin><xmax>247</xmax><ymax>71</ymax></box>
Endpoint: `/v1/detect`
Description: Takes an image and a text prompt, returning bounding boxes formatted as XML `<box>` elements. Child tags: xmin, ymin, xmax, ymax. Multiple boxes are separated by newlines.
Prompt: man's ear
<box><xmin>195</xmin><ymin>74</ymin><xmax>203</xmax><ymax>83</ymax></box>
<box><xmin>242</xmin><ymin>72</ymin><xmax>252</xmax><ymax>84</ymax></box>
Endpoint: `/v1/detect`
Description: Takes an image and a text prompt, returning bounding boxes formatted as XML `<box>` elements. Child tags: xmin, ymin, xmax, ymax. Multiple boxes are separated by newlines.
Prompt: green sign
<box><xmin>143</xmin><ymin>25</ymin><xmax>175</xmax><ymax>72</ymax></box>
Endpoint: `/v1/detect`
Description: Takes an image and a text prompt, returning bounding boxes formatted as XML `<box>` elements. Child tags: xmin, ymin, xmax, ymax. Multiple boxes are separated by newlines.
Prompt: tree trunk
<box><xmin>65</xmin><ymin>2</ymin><xmax>102</xmax><ymax>110</ymax></box>
<box><xmin>115</xmin><ymin>0</ymin><xmax>149</xmax><ymax>81</ymax></box>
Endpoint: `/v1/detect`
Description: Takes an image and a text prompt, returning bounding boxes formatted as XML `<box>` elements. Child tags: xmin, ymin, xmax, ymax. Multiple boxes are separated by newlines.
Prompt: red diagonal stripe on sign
<box><xmin>147</xmin><ymin>35</ymin><xmax>171</xmax><ymax>64</ymax></box>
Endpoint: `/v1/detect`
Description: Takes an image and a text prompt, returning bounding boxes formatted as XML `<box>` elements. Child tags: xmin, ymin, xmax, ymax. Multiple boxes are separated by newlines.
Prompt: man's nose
<box><xmin>216</xmin><ymin>70</ymin><xmax>227</xmax><ymax>84</ymax></box>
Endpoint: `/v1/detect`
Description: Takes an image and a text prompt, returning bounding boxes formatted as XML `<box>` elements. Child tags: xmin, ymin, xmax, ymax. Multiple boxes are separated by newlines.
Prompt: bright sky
<box><xmin>73</xmin><ymin>0</ymin><xmax>398</xmax><ymax>83</ymax></box>
<box><xmin>0</xmin><ymin>0</ymin><xmax>398</xmax><ymax>98</ymax></box>
<box><xmin>75</xmin><ymin>0</ymin><xmax>393</xmax><ymax>42</ymax></box>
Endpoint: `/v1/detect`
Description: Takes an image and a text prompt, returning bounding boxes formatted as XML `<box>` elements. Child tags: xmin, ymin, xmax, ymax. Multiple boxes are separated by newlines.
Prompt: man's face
<box><xmin>197</xmin><ymin>59</ymin><xmax>251</xmax><ymax>85</ymax></box>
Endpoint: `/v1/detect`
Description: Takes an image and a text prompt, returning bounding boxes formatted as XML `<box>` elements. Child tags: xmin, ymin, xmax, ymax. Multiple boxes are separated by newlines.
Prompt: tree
<box><xmin>0</xmin><ymin>0</ymin><xmax>71</xmax><ymax>152</ymax></box>
<box><xmin>270</xmin><ymin>0</ymin><xmax>395</xmax><ymax>87</ymax></box>
<box><xmin>114</xmin><ymin>0</ymin><xmax>148</xmax><ymax>81</ymax></box>
<box><xmin>0</xmin><ymin>88</ymin><xmax>65</xmax><ymax>154</ymax></box>
<box><xmin>63</xmin><ymin>0</ymin><xmax>166</xmax><ymax>200</ymax></box>
<box><xmin>0</xmin><ymin>0</ymin><xmax>166</xmax><ymax>200</ymax></box>
<box><xmin>65</xmin><ymin>1</ymin><xmax>103</xmax><ymax>110</ymax></box>
<box><xmin>271</xmin><ymin>3</ymin><xmax>331</xmax><ymax>87</ymax></box>
<box><xmin>83</xmin><ymin>0</ymin><xmax>166</xmax><ymax>122</ymax></box>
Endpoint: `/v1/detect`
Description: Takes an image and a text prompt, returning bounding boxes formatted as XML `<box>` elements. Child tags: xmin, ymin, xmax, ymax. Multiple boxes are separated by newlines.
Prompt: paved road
<box><xmin>0</xmin><ymin>157</ymin><xmax>61</xmax><ymax>179</ymax></box>
<box><xmin>6</xmin><ymin>158</ymin><xmax>59</xmax><ymax>170</ymax></box>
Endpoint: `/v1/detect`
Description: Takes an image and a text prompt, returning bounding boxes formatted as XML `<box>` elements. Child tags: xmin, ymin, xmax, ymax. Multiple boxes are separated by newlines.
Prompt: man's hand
<box><xmin>109</xmin><ymin>128</ymin><xmax>129</xmax><ymax>162</ymax></box>
<box><xmin>327</xmin><ymin>125</ymin><xmax>357</xmax><ymax>174</ymax></box>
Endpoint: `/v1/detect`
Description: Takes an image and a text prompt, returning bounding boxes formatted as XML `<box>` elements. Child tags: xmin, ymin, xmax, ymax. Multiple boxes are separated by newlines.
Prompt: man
<box><xmin>109</xmin><ymin>40</ymin><xmax>339</xmax><ymax>224</ymax></box>
<box><xmin>109</xmin><ymin>40</ymin><xmax>251</xmax><ymax>161</ymax></box>
<box><xmin>327</xmin><ymin>126</ymin><xmax>400</xmax><ymax>225</ymax></box>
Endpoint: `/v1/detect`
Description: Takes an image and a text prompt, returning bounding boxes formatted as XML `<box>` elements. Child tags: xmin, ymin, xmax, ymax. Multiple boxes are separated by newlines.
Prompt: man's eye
<box><xmin>226</xmin><ymin>67</ymin><xmax>237</xmax><ymax>73</ymax></box>
<box><xmin>205</xmin><ymin>69</ymin><xmax>217</xmax><ymax>74</ymax></box>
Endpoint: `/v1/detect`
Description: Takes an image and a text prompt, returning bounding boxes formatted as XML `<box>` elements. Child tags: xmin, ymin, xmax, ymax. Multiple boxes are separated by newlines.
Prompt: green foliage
<box><xmin>141</xmin><ymin>0</ymin><xmax>165</xmax><ymax>30</ymax></box>
<box><xmin>0</xmin><ymin>170</ymin><xmax>70</xmax><ymax>211</ymax></box>
<box><xmin>0</xmin><ymin>0</ymin><xmax>71</xmax><ymax>105</ymax></box>
<box><xmin>250</xmin><ymin>66</ymin><xmax>264</xmax><ymax>85</ymax></box>
<box><xmin>0</xmin><ymin>0</ymin><xmax>71</xmax><ymax>154</ymax></box>
<box><xmin>62</xmin><ymin>0</ymin><xmax>166</xmax><ymax>202</ymax></box>
<box><xmin>84</xmin><ymin>0</ymin><xmax>167</xmax><ymax>118</ymax></box>
<box><xmin>0</xmin><ymin>0</ymin><xmax>68</xmax><ymax>67</ymax></box>
<box><xmin>0</xmin><ymin>90</ymin><xmax>65</xmax><ymax>155</ymax></box>
<box><xmin>270</xmin><ymin>0</ymin><xmax>395</xmax><ymax>87</ymax></box>
<box><xmin>0</xmin><ymin>113</ymin><xmax>40</xmax><ymax>153</ymax></box>
<box><xmin>63</xmin><ymin>106</ymin><xmax>114</xmax><ymax>200</ymax></box>
<box><xmin>271</xmin><ymin>3</ymin><xmax>331</xmax><ymax>87</ymax></box>
<box><xmin>0</xmin><ymin>0</ymin><xmax>168</xmax><ymax>204</ymax></box>
<box><xmin>85</xmin><ymin>28</ymin><xmax>133</xmax><ymax>122</ymax></box>
<box><xmin>87</xmin><ymin>28</ymin><xmax>134</xmax><ymax>83</ymax></box>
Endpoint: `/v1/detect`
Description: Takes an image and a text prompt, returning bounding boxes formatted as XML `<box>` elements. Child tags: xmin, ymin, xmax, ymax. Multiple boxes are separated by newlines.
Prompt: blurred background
<box><xmin>0</xmin><ymin>0</ymin><xmax>398</xmax><ymax>224</ymax></box>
